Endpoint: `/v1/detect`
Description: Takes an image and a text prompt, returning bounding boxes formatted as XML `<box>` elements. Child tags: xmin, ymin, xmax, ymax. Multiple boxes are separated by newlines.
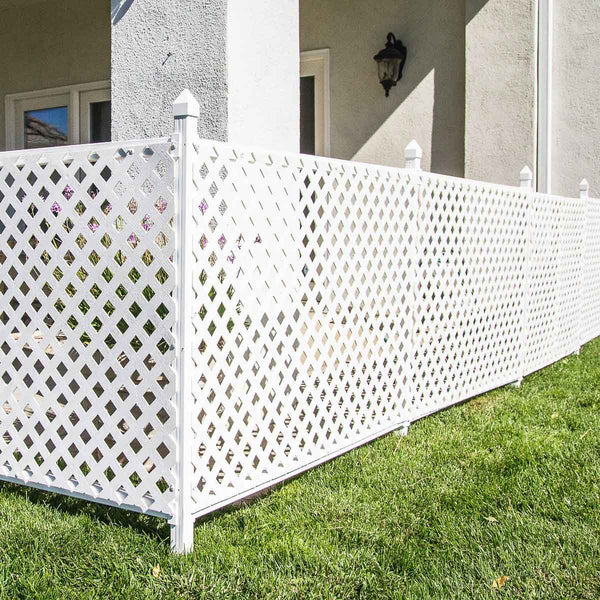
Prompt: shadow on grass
<box><xmin>0</xmin><ymin>475</ymin><xmax>291</xmax><ymax>543</ymax></box>
<box><xmin>0</xmin><ymin>481</ymin><xmax>171</xmax><ymax>543</ymax></box>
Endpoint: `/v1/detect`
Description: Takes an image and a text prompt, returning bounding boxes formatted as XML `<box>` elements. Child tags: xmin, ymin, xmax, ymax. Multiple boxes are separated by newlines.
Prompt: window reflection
<box><xmin>25</xmin><ymin>107</ymin><xmax>68</xmax><ymax>149</ymax></box>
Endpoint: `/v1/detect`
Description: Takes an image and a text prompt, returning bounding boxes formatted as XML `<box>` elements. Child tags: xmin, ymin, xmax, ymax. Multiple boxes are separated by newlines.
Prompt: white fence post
<box><xmin>520</xmin><ymin>165</ymin><xmax>533</xmax><ymax>189</ymax></box>
<box><xmin>171</xmin><ymin>90</ymin><xmax>198</xmax><ymax>554</ymax></box>
<box><xmin>514</xmin><ymin>166</ymin><xmax>534</xmax><ymax>386</ymax></box>
<box><xmin>580</xmin><ymin>178</ymin><xmax>589</xmax><ymax>199</ymax></box>
<box><xmin>576</xmin><ymin>179</ymin><xmax>589</xmax><ymax>355</ymax></box>
<box><xmin>404</xmin><ymin>139</ymin><xmax>423</xmax><ymax>171</ymax></box>
<box><xmin>398</xmin><ymin>139</ymin><xmax>424</xmax><ymax>437</ymax></box>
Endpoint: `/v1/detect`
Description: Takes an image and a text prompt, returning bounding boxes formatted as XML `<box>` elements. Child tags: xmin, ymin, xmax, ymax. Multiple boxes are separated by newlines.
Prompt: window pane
<box><xmin>90</xmin><ymin>101</ymin><xmax>111</xmax><ymax>143</ymax></box>
<box><xmin>300</xmin><ymin>76</ymin><xmax>316</xmax><ymax>155</ymax></box>
<box><xmin>24</xmin><ymin>107</ymin><xmax>68</xmax><ymax>149</ymax></box>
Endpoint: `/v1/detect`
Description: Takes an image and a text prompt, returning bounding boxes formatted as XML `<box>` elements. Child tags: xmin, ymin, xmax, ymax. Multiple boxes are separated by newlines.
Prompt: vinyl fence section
<box><xmin>0</xmin><ymin>138</ymin><xmax>178</xmax><ymax>520</ymax></box>
<box><xmin>1</xmin><ymin>95</ymin><xmax>599</xmax><ymax>553</ymax></box>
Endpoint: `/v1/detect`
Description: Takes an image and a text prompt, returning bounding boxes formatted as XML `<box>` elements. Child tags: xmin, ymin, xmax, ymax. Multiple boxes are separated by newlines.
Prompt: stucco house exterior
<box><xmin>1</xmin><ymin>0</ymin><xmax>599</xmax><ymax>196</ymax></box>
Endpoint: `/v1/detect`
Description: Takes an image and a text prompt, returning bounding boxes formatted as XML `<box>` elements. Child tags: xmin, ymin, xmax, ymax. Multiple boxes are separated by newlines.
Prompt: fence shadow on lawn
<box><xmin>0</xmin><ymin>480</ymin><xmax>171</xmax><ymax>541</ymax></box>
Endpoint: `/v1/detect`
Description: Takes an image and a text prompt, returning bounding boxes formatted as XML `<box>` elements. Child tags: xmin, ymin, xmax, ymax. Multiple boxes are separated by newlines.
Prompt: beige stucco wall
<box><xmin>300</xmin><ymin>0</ymin><xmax>465</xmax><ymax>175</ymax></box>
<box><xmin>465</xmin><ymin>0</ymin><xmax>537</xmax><ymax>186</ymax></box>
<box><xmin>0</xmin><ymin>0</ymin><xmax>111</xmax><ymax>151</ymax></box>
<box><xmin>552</xmin><ymin>1</ymin><xmax>600</xmax><ymax>198</ymax></box>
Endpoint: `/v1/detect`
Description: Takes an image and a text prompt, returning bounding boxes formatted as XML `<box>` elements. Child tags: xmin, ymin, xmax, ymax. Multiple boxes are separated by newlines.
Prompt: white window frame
<box><xmin>300</xmin><ymin>49</ymin><xmax>330</xmax><ymax>157</ymax></box>
<box><xmin>5</xmin><ymin>80</ymin><xmax>111</xmax><ymax>150</ymax></box>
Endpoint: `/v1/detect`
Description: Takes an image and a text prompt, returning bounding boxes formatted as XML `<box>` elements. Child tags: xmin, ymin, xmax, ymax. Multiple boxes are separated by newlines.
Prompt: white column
<box><xmin>171</xmin><ymin>89</ymin><xmax>198</xmax><ymax>554</ymax></box>
<box><xmin>227</xmin><ymin>0</ymin><xmax>299</xmax><ymax>151</ymax></box>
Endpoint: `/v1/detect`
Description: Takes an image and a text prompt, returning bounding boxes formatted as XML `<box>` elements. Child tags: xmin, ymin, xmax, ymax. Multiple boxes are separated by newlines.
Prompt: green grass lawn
<box><xmin>1</xmin><ymin>341</ymin><xmax>600</xmax><ymax>599</ymax></box>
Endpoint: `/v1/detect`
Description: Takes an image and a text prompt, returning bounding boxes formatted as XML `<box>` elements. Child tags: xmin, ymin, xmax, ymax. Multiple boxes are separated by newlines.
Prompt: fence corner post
<box><xmin>404</xmin><ymin>140</ymin><xmax>423</xmax><ymax>171</ymax></box>
<box><xmin>171</xmin><ymin>89</ymin><xmax>199</xmax><ymax>554</ymax></box>
<box><xmin>513</xmin><ymin>165</ymin><xmax>534</xmax><ymax>388</ymax></box>
<box><xmin>402</xmin><ymin>140</ymin><xmax>423</xmax><ymax>432</ymax></box>
<box><xmin>575</xmin><ymin>178</ymin><xmax>590</xmax><ymax>355</ymax></box>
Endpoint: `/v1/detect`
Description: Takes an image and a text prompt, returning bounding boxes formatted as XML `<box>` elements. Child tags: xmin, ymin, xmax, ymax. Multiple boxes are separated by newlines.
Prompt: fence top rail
<box><xmin>190</xmin><ymin>135</ymin><xmax>590</xmax><ymax>204</ymax></box>
<box><xmin>0</xmin><ymin>137</ymin><xmax>173</xmax><ymax>162</ymax></box>
<box><xmin>0</xmin><ymin>132</ymin><xmax>593</xmax><ymax>205</ymax></box>
<box><xmin>191</xmin><ymin>135</ymin><xmax>410</xmax><ymax>180</ymax></box>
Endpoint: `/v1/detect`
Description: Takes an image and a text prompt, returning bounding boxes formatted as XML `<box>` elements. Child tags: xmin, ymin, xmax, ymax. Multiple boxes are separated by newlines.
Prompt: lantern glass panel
<box><xmin>378</xmin><ymin>58</ymin><xmax>400</xmax><ymax>84</ymax></box>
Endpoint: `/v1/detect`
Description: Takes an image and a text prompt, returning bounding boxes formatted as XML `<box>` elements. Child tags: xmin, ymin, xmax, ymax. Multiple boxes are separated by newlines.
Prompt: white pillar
<box><xmin>404</xmin><ymin>140</ymin><xmax>423</xmax><ymax>170</ymax></box>
<box><xmin>112</xmin><ymin>0</ymin><xmax>300</xmax><ymax>152</ymax></box>
<box><xmin>227</xmin><ymin>0</ymin><xmax>300</xmax><ymax>151</ymax></box>
<box><xmin>579</xmin><ymin>178</ymin><xmax>589</xmax><ymax>200</ymax></box>
<box><xmin>170</xmin><ymin>89</ymin><xmax>198</xmax><ymax>554</ymax></box>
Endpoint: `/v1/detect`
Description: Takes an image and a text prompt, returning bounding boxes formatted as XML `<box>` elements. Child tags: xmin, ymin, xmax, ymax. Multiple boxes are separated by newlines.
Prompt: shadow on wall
<box><xmin>111</xmin><ymin>0</ymin><xmax>135</xmax><ymax>24</ymax></box>
<box><xmin>300</xmin><ymin>0</ymin><xmax>491</xmax><ymax>176</ymax></box>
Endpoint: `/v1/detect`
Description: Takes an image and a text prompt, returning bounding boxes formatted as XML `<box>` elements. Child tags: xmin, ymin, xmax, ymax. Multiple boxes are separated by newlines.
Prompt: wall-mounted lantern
<box><xmin>373</xmin><ymin>33</ymin><xmax>407</xmax><ymax>97</ymax></box>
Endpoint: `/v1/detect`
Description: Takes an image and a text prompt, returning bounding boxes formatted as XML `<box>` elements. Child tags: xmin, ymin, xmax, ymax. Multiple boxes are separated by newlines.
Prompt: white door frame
<box><xmin>80</xmin><ymin>88</ymin><xmax>112</xmax><ymax>145</ymax></box>
<box><xmin>300</xmin><ymin>49</ymin><xmax>331</xmax><ymax>157</ymax></box>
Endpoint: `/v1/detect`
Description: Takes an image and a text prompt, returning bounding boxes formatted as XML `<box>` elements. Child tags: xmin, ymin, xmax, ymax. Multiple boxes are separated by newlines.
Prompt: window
<box><xmin>300</xmin><ymin>49</ymin><xmax>330</xmax><ymax>156</ymax></box>
<box><xmin>5</xmin><ymin>81</ymin><xmax>111</xmax><ymax>150</ymax></box>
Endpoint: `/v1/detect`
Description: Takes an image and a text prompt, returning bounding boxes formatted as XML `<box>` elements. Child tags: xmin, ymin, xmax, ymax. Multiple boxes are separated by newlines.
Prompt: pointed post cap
<box><xmin>404</xmin><ymin>139</ymin><xmax>423</xmax><ymax>160</ymax></box>
<box><xmin>404</xmin><ymin>140</ymin><xmax>423</xmax><ymax>170</ymax></box>
<box><xmin>173</xmin><ymin>89</ymin><xmax>200</xmax><ymax>119</ymax></box>
<box><xmin>519</xmin><ymin>165</ymin><xmax>533</xmax><ymax>188</ymax></box>
<box><xmin>579</xmin><ymin>178</ymin><xmax>589</xmax><ymax>198</ymax></box>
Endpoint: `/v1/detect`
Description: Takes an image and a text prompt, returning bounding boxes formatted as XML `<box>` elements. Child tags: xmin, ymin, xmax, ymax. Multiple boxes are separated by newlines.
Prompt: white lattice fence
<box><xmin>0</xmin><ymin>140</ymin><xmax>178</xmax><ymax>519</ymax></box>
<box><xmin>2</xmin><ymin>92</ymin><xmax>600</xmax><ymax>555</ymax></box>
<box><xmin>582</xmin><ymin>196</ymin><xmax>600</xmax><ymax>345</ymax></box>
<box><xmin>554</xmin><ymin>194</ymin><xmax>585</xmax><ymax>357</ymax></box>
<box><xmin>523</xmin><ymin>193</ymin><xmax>585</xmax><ymax>375</ymax></box>
<box><xmin>412</xmin><ymin>175</ymin><xmax>529</xmax><ymax>418</ymax></box>
<box><xmin>188</xmin><ymin>140</ymin><xmax>418</xmax><ymax>518</ymax></box>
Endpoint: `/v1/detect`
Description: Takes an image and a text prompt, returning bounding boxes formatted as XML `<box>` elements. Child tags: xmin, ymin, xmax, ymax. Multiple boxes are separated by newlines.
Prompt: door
<box><xmin>300</xmin><ymin>50</ymin><xmax>330</xmax><ymax>156</ymax></box>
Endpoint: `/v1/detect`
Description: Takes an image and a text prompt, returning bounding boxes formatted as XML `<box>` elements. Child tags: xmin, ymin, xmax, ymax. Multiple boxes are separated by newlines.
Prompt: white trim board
<box><xmin>5</xmin><ymin>80</ymin><xmax>111</xmax><ymax>150</ymax></box>
<box><xmin>300</xmin><ymin>49</ymin><xmax>331</xmax><ymax>157</ymax></box>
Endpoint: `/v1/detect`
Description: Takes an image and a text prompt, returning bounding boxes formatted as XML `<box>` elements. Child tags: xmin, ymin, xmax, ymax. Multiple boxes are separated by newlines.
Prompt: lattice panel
<box><xmin>412</xmin><ymin>176</ymin><xmax>528</xmax><ymax>418</ymax></box>
<box><xmin>554</xmin><ymin>195</ymin><xmax>585</xmax><ymax>357</ymax></box>
<box><xmin>582</xmin><ymin>198</ymin><xmax>600</xmax><ymax>345</ymax></box>
<box><xmin>523</xmin><ymin>194</ymin><xmax>563</xmax><ymax>375</ymax></box>
<box><xmin>188</xmin><ymin>141</ymin><xmax>416</xmax><ymax>514</ymax></box>
<box><xmin>0</xmin><ymin>141</ymin><xmax>177</xmax><ymax>517</ymax></box>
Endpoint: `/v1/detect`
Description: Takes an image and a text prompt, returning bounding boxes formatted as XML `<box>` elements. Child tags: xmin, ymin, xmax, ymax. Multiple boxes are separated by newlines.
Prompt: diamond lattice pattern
<box><xmin>188</xmin><ymin>142</ymin><xmax>418</xmax><ymax>514</ymax></box>
<box><xmin>1</xmin><ymin>132</ymin><xmax>599</xmax><ymax>529</ymax></box>
<box><xmin>412</xmin><ymin>176</ymin><xmax>529</xmax><ymax>418</ymax></box>
<box><xmin>0</xmin><ymin>141</ymin><xmax>177</xmax><ymax>517</ymax></box>
<box><xmin>582</xmin><ymin>197</ymin><xmax>600</xmax><ymax>344</ymax></box>
<box><xmin>524</xmin><ymin>193</ymin><xmax>584</xmax><ymax>375</ymax></box>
